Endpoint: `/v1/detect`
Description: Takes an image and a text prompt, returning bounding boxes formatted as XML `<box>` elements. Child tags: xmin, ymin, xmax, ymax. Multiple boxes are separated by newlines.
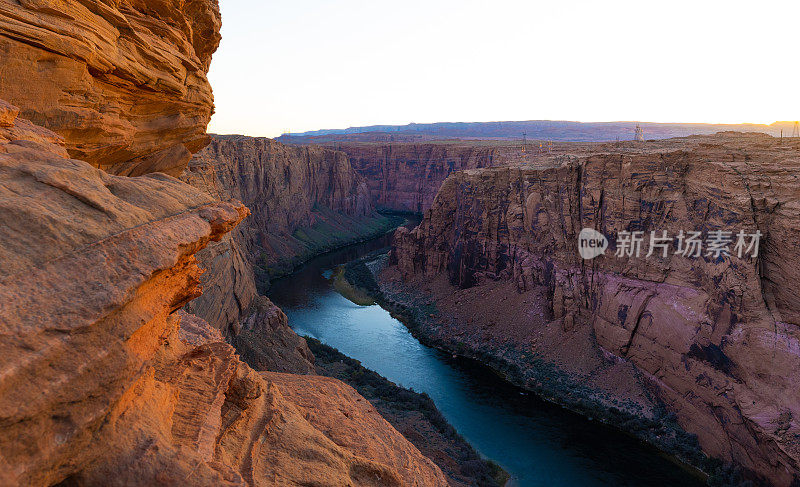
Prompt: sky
<box><xmin>207</xmin><ymin>0</ymin><xmax>800</xmax><ymax>138</ymax></box>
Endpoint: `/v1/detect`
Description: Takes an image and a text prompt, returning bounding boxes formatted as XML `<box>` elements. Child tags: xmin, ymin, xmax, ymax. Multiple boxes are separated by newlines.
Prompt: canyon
<box><xmin>0</xmin><ymin>1</ymin><xmax>455</xmax><ymax>485</ymax></box>
<box><xmin>178</xmin><ymin>133</ymin><xmax>402</xmax><ymax>379</ymax></box>
<box><xmin>375</xmin><ymin>133</ymin><xmax>800</xmax><ymax>486</ymax></box>
<box><xmin>331</xmin><ymin>142</ymin><xmax>507</xmax><ymax>213</ymax></box>
<box><xmin>0</xmin><ymin>111</ymin><xmax>446</xmax><ymax>485</ymax></box>
<box><xmin>1</xmin><ymin>1</ymin><xmax>797</xmax><ymax>486</ymax></box>
<box><xmin>298</xmin><ymin>140</ymin><xmax>604</xmax><ymax>214</ymax></box>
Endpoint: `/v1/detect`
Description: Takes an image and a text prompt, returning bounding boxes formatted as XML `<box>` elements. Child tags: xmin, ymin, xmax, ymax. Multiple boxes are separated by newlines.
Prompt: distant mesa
<box><xmin>277</xmin><ymin>119</ymin><xmax>790</xmax><ymax>144</ymax></box>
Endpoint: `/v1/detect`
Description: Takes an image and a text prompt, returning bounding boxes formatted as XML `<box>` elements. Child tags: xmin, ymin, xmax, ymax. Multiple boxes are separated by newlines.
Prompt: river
<box><xmin>267</xmin><ymin>226</ymin><xmax>706</xmax><ymax>487</ymax></box>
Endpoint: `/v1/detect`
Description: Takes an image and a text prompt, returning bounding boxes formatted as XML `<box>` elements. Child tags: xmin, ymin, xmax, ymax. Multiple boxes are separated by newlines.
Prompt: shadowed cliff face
<box><xmin>0</xmin><ymin>0</ymin><xmax>221</xmax><ymax>176</ymax></box>
<box><xmin>391</xmin><ymin>133</ymin><xmax>800</xmax><ymax>486</ymax></box>
<box><xmin>337</xmin><ymin>143</ymin><xmax>506</xmax><ymax>213</ymax></box>
<box><xmin>180</xmin><ymin>136</ymin><xmax>389</xmax><ymax>334</ymax></box>
<box><xmin>183</xmin><ymin>135</ymin><xmax>373</xmax><ymax>283</ymax></box>
<box><xmin>335</xmin><ymin>141</ymin><xmax>603</xmax><ymax>213</ymax></box>
<box><xmin>179</xmin><ymin>135</ymin><xmax>396</xmax><ymax>374</ymax></box>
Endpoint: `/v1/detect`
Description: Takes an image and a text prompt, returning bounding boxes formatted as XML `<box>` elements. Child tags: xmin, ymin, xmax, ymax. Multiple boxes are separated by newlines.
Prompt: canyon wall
<box><xmin>0</xmin><ymin>112</ymin><xmax>447</xmax><ymax>485</ymax></box>
<box><xmin>180</xmin><ymin>135</ymin><xmax>394</xmax><ymax>335</ymax></box>
<box><xmin>337</xmin><ymin>142</ymin><xmax>524</xmax><ymax>213</ymax></box>
<box><xmin>390</xmin><ymin>133</ymin><xmax>800</xmax><ymax>485</ymax></box>
<box><xmin>0</xmin><ymin>1</ymin><xmax>451</xmax><ymax>484</ymax></box>
<box><xmin>0</xmin><ymin>0</ymin><xmax>220</xmax><ymax>176</ymax></box>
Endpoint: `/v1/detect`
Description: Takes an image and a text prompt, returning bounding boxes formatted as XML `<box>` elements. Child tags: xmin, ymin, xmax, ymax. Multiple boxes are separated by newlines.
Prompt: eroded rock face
<box><xmin>181</xmin><ymin>135</ymin><xmax>383</xmax><ymax>329</ymax></box>
<box><xmin>391</xmin><ymin>133</ymin><xmax>800</xmax><ymax>485</ymax></box>
<box><xmin>0</xmin><ymin>105</ymin><xmax>245</xmax><ymax>485</ymax></box>
<box><xmin>180</xmin><ymin>136</ymin><xmax>391</xmax><ymax>374</ymax></box>
<box><xmin>262</xmin><ymin>372</ymin><xmax>449</xmax><ymax>486</ymax></box>
<box><xmin>0</xmin><ymin>106</ymin><xmax>448</xmax><ymax>486</ymax></box>
<box><xmin>0</xmin><ymin>0</ymin><xmax>221</xmax><ymax>176</ymax></box>
<box><xmin>230</xmin><ymin>296</ymin><xmax>316</xmax><ymax>374</ymax></box>
<box><xmin>338</xmin><ymin>143</ymin><xmax>513</xmax><ymax>213</ymax></box>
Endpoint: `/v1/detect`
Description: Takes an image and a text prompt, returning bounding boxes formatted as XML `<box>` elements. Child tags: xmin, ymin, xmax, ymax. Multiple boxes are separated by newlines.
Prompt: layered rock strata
<box><xmin>335</xmin><ymin>143</ymin><xmax>507</xmax><ymax>213</ymax></box>
<box><xmin>0</xmin><ymin>105</ymin><xmax>449</xmax><ymax>486</ymax></box>
<box><xmin>0</xmin><ymin>0</ymin><xmax>221</xmax><ymax>176</ymax></box>
<box><xmin>0</xmin><ymin>2</ymin><xmax>458</xmax><ymax>483</ymax></box>
<box><xmin>321</xmin><ymin>141</ymin><xmax>623</xmax><ymax>213</ymax></box>
<box><xmin>181</xmin><ymin>135</ymin><xmax>392</xmax><ymax>333</ymax></box>
<box><xmin>390</xmin><ymin>133</ymin><xmax>800</xmax><ymax>486</ymax></box>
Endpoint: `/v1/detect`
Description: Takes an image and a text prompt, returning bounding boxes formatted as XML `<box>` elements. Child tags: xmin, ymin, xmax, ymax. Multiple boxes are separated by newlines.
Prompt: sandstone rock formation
<box><xmin>336</xmin><ymin>143</ymin><xmax>507</xmax><ymax>213</ymax></box>
<box><xmin>390</xmin><ymin>133</ymin><xmax>800</xmax><ymax>485</ymax></box>
<box><xmin>0</xmin><ymin>3</ymin><xmax>459</xmax><ymax>484</ymax></box>
<box><xmin>181</xmin><ymin>135</ymin><xmax>392</xmax><ymax>332</ymax></box>
<box><xmin>265</xmin><ymin>371</ymin><xmax>449</xmax><ymax>486</ymax></box>
<box><xmin>0</xmin><ymin>104</ymin><xmax>449</xmax><ymax>486</ymax></box>
<box><xmin>0</xmin><ymin>103</ymin><xmax>242</xmax><ymax>484</ymax></box>
<box><xmin>333</xmin><ymin>141</ymin><xmax>589</xmax><ymax>213</ymax></box>
<box><xmin>0</xmin><ymin>0</ymin><xmax>221</xmax><ymax>176</ymax></box>
<box><xmin>229</xmin><ymin>295</ymin><xmax>316</xmax><ymax>374</ymax></box>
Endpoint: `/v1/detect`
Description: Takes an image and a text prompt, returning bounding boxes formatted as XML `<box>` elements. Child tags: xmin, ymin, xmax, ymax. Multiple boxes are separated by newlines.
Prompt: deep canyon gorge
<box><xmin>0</xmin><ymin>1</ymin><xmax>798</xmax><ymax>487</ymax></box>
<box><xmin>377</xmin><ymin>134</ymin><xmax>800</xmax><ymax>485</ymax></box>
<box><xmin>0</xmin><ymin>2</ymin><xmax>447</xmax><ymax>485</ymax></box>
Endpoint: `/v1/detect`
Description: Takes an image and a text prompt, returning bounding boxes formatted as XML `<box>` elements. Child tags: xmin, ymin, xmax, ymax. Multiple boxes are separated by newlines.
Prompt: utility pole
<box><xmin>635</xmin><ymin>124</ymin><xmax>645</xmax><ymax>142</ymax></box>
<box><xmin>522</xmin><ymin>132</ymin><xmax>527</xmax><ymax>153</ymax></box>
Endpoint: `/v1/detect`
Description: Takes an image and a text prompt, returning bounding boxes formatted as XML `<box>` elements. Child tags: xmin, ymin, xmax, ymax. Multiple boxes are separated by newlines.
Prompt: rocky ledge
<box><xmin>0</xmin><ymin>104</ymin><xmax>449</xmax><ymax>486</ymax></box>
<box><xmin>0</xmin><ymin>0</ymin><xmax>221</xmax><ymax>176</ymax></box>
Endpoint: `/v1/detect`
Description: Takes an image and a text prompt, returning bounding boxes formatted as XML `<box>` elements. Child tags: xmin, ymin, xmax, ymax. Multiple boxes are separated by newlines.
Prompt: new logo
<box><xmin>578</xmin><ymin>228</ymin><xmax>608</xmax><ymax>260</ymax></box>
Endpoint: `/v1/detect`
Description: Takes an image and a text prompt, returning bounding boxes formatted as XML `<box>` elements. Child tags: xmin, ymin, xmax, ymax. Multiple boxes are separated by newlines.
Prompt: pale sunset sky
<box><xmin>207</xmin><ymin>0</ymin><xmax>800</xmax><ymax>137</ymax></box>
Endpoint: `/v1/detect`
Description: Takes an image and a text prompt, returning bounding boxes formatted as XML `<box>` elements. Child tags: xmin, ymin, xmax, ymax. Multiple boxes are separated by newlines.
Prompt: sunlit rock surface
<box><xmin>0</xmin><ymin>0</ymin><xmax>221</xmax><ymax>176</ymax></box>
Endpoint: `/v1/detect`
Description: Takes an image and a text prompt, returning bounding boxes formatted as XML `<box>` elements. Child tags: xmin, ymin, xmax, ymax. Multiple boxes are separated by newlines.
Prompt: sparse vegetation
<box><xmin>332</xmin><ymin>266</ymin><xmax>374</xmax><ymax>305</ymax></box>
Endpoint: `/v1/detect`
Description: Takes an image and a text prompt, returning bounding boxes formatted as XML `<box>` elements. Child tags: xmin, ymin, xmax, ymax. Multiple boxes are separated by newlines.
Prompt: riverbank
<box><xmin>306</xmin><ymin>337</ymin><xmax>509</xmax><ymax>487</ymax></box>
<box><xmin>341</xmin><ymin>252</ymin><xmax>747</xmax><ymax>486</ymax></box>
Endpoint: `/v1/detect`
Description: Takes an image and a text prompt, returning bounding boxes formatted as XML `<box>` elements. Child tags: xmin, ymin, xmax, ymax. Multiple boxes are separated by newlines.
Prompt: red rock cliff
<box><xmin>179</xmin><ymin>136</ymin><xmax>399</xmax><ymax>374</ymax></box>
<box><xmin>180</xmin><ymin>136</ymin><xmax>390</xmax><ymax>327</ymax></box>
<box><xmin>391</xmin><ymin>133</ymin><xmax>800</xmax><ymax>485</ymax></box>
<box><xmin>0</xmin><ymin>1</ymin><xmax>450</xmax><ymax>483</ymax></box>
<box><xmin>0</xmin><ymin>0</ymin><xmax>221</xmax><ymax>176</ymax></box>
<box><xmin>338</xmin><ymin>142</ymin><xmax>521</xmax><ymax>213</ymax></box>
<box><xmin>0</xmin><ymin>95</ymin><xmax>448</xmax><ymax>487</ymax></box>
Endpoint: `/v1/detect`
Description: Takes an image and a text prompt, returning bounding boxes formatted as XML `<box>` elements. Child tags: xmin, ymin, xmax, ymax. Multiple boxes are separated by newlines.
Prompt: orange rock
<box><xmin>0</xmin><ymin>108</ymin><xmax>449</xmax><ymax>486</ymax></box>
<box><xmin>0</xmin><ymin>0</ymin><xmax>221</xmax><ymax>176</ymax></box>
<box><xmin>262</xmin><ymin>371</ymin><xmax>450</xmax><ymax>487</ymax></box>
<box><xmin>0</xmin><ymin>107</ymin><xmax>245</xmax><ymax>485</ymax></box>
